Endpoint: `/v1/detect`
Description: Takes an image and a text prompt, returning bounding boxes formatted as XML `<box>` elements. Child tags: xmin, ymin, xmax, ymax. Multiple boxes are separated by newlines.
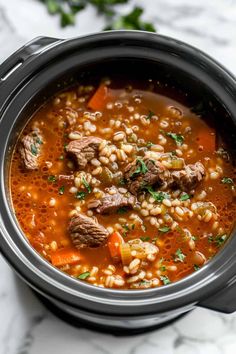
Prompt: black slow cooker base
<box><xmin>34</xmin><ymin>291</ymin><xmax>190</xmax><ymax>336</ymax></box>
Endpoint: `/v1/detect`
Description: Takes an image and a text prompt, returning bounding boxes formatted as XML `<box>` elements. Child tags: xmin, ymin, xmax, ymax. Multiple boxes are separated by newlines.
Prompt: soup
<box><xmin>10</xmin><ymin>77</ymin><xmax>236</xmax><ymax>289</ymax></box>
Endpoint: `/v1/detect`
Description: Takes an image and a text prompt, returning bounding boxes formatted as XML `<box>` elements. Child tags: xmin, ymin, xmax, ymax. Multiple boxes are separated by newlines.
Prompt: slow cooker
<box><xmin>0</xmin><ymin>31</ymin><xmax>236</xmax><ymax>335</ymax></box>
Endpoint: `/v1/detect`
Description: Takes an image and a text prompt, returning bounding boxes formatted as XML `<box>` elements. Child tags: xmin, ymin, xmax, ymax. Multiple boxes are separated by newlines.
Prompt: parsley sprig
<box><xmin>40</xmin><ymin>1</ymin><xmax>156</xmax><ymax>31</ymax></box>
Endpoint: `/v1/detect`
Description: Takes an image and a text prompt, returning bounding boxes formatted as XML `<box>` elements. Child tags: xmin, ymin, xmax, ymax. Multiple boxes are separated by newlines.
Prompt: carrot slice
<box><xmin>51</xmin><ymin>248</ymin><xmax>82</xmax><ymax>267</ymax></box>
<box><xmin>108</xmin><ymin>232</ymin><xmax>124</xmax><ymax>260</ymax></box>
<box><xmin>87</xmin><ymin>84</ymin><xmax>108</xmax><ymax>111</ymax></box>
<box><xmin>196</xmin><ymin>127</ymin><xmax>215</xmax><ymax>152</ymax></box>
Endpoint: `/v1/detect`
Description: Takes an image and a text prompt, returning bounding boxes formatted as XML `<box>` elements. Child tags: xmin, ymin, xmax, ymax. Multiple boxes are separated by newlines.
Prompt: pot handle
<box><xmin>199</xmin><ymin>277</ymin><xmax>236</xmax><ymax>313</ymax></box>
<box><xmin>0</xmin><ymin>36</ymin><xmax>60</xmax><ymax>84</ymax></box>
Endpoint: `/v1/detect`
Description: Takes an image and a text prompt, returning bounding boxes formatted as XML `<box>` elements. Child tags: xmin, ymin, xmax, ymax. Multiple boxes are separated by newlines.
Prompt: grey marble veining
<box><xmin>0</xmin><ymin>0</ymin><xmax>236</xmax><ymax>353</ymax></box>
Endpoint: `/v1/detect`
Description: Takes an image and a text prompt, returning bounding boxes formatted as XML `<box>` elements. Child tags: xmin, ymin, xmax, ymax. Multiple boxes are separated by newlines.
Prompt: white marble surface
<box><xmin>0</xmin><ymin>0</ymin><xmax>236</xmax><ymax>353</ymax></box>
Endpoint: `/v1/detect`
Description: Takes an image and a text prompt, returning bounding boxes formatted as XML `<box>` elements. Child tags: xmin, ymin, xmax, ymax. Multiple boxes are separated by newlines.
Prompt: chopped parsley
<box><xmin>215</xmin><ymin>234</ymin><xmax>227</xmax><ymax>247</ymax></box>
<box><xmin>58</xmin><ymin>185</ymin><xmax>65</xmax><ymax>195</ymax></box>
<box><xmin>31</xmin><ymin>144</ymin><xmax>38</xmax><ymax>156</ymax></box>
<box><xmin>180</xmin><ymin>193</ymin><xmax>191</xmax><ymax>201</ymax></box>
<box><xmin>208</xmin><ymin>234</ymin><xmax>227</xmax><ymax>247</ymax></box>
<box><xmin>146</xmin><ymin>110</ymin><xmax>155</xmax><ymax>120</ymax></box>
<box><xmin>48</xmin><ymin>175</ymin><xmax>57</xmax><ymax>183</ymax></box>
<box><xmin>131</xmin><ymin>158</ymin><xmax>148</xmax><ymax>177</ymax></box>
<box><xmin>160</xmin><ymin>275</ymin><xmax>171</xmax><ymax>285</ymax></box>
<box><xmin>75</xmin><ymin>191</ymin><xmax>87</xmax><ymax>200</ymax></box>
<box><xmin>146</xmin><ymin>186</ymin><xmax>170</xmax><ymax>202</ymax></box>
<box><xmin>160</xmin><ymin>265</ymin><xmax>166</xmax><ymax>272</ymax></box>
<box><xmin>194</xmin><ymin>264</ymin><xmax>201</xmax><ymax>271</ymax></box>
<box><xmin>82</xmin><ymin>177</ymin><xmax>91</xmax><ymax>193</ymax></box>
<box><xmin>146</xmin><ymin>141</ymin><xmax>154</xmax><ymax>148</ymax></box>
<box><xmin>158</xmin><ymin>226</ymin><xmax>170</xmax><ymax>233</ymax></box>
<box><xmin>78</xmin><ymin>271</ymin><xmax>90</xmax><ymax>280</ymax></box>
<box><xmin>36</xmin><ymin>137</ymin><xmax>43</xmax><ymax>145</ymax></box>
<box><xmin>118</xmin><ymin>178</ymin><xmax>126</xmax><ymax>186</ymax></box>
<box><xmin>117</xmin><ymin>206</ymin><xmax>129</xmax><ymax>214</ymax></box>
<box><xmin>140</xmin><ymin>236</ymin><xmax>150</xmax><ymax>241</ymax></box>
<box><xmin>174</xmin><ymin>248</ymin><xmax>186</xmax><ymax>263</ymax></box>
<box><xmin>166</xmin><ymin>132</ymin><xmax>184</xmax><ymax>146</ymax></box>
<box><xmin>221</xmin><ymin>177</ymin><xmax>234</xmax><ymax>185</ymax></box>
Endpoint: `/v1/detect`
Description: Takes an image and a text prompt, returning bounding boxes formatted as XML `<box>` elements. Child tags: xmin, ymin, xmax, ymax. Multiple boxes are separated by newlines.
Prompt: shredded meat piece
<box><xmin>124</xmin><ymin>157</ymin><xmax>169</xmax><ymax>195</ymax></box>
<box><xmin>68</xmin><ymin>213</ymin><xmax>109</xmax><ymax>249</ymax></box>
<box><xmin>19</xmin><ymin>130</ymin><xmax>43</xmax><ymax>170</ymax></box>
<box><xmin>171</xmin><ymin>162</ymin><xmax>205</xmax><ymax>191</ymax></box>
<box><xmin>88</xmin><ymin>188</ymin><xmax>137</xmax><ymax>214</ymax></box>
<box><xmin>124</xmin><ymin>156</ymin><xmax>205</xmax><ymax>194</ymax></box>
<box><xmin>66</xmin><ymin>136</ymin><xmax>102</xmax><ymax>169</ymax></box>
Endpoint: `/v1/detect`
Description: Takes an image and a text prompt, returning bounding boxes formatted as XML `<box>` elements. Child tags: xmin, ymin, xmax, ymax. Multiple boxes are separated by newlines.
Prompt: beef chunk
<box><xmin>88</xmin><ymin>188</ymin><xmax>137</xmax><ymax>214</ymax></box>
<box><xmin>124</xmin><ymin>158</ymin><xmax>169</xmax><ymax>195</ymax></box>
<box><xmin>19</xmin><ymin>130</ymin><xmax>43</xmax><ymax>170</ymax></box>
<box><xmin>66</xmin><ymin>136</ymin><xmax>102</xmax><ymax>169</ymax></box>
<box><xmin>171</xmin><ymin>162</ymin><xmax>205</xmax><ymax>191</ymax></box>
<box><xmin>68</xmin><ymin>214</ymin><xmax>109</xmax><ymax>249</ymax></box>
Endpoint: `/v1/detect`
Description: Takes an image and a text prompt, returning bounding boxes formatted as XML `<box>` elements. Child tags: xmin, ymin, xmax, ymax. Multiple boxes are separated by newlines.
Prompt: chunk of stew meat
<box><xmin>124</xmin><ymin>158</ymin><xmax>169</xmax><ymax>195</ymax></box>
<box><xmin>68</xmin><ymin>213</ymin><xmax>109</xmax><ymax>249</ymax></box>
<box><xmin>66</xmin><ymin>136</ymin><xmax>102</xmax><ymax>169</ymax></box>
<box><xmin>88</xmin><ymin>188</ymin><xmax>137</xmax><ymax>214</ymax></box>
<box><xmin>124</xmin><ymin>157</ymin><xmax>205</xmax><ymax>194</ymax></box>
<box><xmin>19</xmin><ymin>130</ymin><xmax>43</xmax><ymax>170</ymax></box>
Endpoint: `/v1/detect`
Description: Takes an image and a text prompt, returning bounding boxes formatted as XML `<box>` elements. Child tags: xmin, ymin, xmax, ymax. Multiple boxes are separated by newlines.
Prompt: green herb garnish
<box><xmin>75</xmin><ymin>191</ymin><xmax>87</xmax><ymax>200</ymax></box>
<box><xmin>31</xmin><ymin>144</ymin><xmax>38</xmax><ymax>156</ymax></box>
<box><xmin>131</xmin><ymin>158</ymin><xmax>148</xmax><ymax>177</ymax></box>
<box><xmin>160</xmin><ymin>265</ymin><xmax>166</xmax><ymax>272</ymax></box>
<box><xmin>146</xmin><ymin>141</ymin><xmax>154</xmax><ymax>148</ymax></box>
<box><xmin>146</xmin><ymin>110</ymin><xmax>155</xmax><ymax>120</ymax></box>
<box><xmin>174</xmin><ymin>248</ymin><xmax>186</xmax><ymax>263</ymax></box>
<box><xmin>215</xmin><ymin>234</ymin><xmax>227</xmax><ymax>247</ymax></box>
<box><xmin>160</xmin><ymin>275</ymin><xmax>171</xmax><ymax>285</ymax></box>
<box><xmin>36</xmin><ymin>137</ymin><xmax>43</xmax><ymax>145</ymax></box>
<box><xmin>117</xmin><ymin>207</ymin><xmax>128</xmax><ymax>214</ymax></box>
<box><xmin>48</xmin><ymin>175</ymin><xmax>57</xmax><ymax>183</ymax></box>
<box><xmin>140</xmin><ymin>236</ymin><xmax>150</xmax><ymax>241</ymax></box>
<box><xmin>78</xmin><ymin>271</ymin><xmax>90</xmax><ymax>280</ymax></box>
<box><xmin>158</xmin><ymin>226</ymin><xmax>170</xmax><ymax>233</ymax></box>
<box><xmin>166</xmin><ymin>132</ymin><xmax>184</xmax><ymax>146</ymax></box>
<box><xmin>82</xmin><ymin>177</ymin><xmax>91</xmax><ymax>193</ymax></box>
<box><xmin>194</xmin><ymin>264</ymin><xmax>201</xmax><ymax>271</ymax></box>
<box><xmin>180</xmin><ymin>193</ymin><xmax>191</xmax><ymax>201</ymax></box>
<box><xmin>40</xmin><ymin>1</ymin><xmax>156</xmax><ymax>32</ymax></box>
<box><xmin>58</xmin><ymin>185</ymin><xmax>65</xmax><ymax>195</ymax></box>
<box><xmin>146</xmin><ymin>186</ymin><xmax>170</xmax><ymax>202</ymax></box>
<box><xmin>105</xmin><ymin>6</ymin><xmax>156</xmax><ymax>32</ymax></box>
<box><xmin>221</xmin><ymin>177</ymin><xmax>234</xmax><ymax>185</ymax></box>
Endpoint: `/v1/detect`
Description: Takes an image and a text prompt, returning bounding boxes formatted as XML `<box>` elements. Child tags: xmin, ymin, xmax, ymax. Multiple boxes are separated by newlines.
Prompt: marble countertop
<box><xmin>0</xmin><ymin>0</ymin><xmax>236</xmax><ymax>353</ymax></box>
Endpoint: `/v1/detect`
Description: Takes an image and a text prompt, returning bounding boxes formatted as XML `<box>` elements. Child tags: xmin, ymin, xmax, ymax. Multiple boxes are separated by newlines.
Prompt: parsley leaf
<box><xmin>131</xmin><ymin>158</ymin><xmax>148</xmax><ymax>177</ymax></box>
<box><xmin>78</xmin><ymin>271</ymin><xmax>90</xmax><ymax>280</ymax></box>
<box><xmin>140</xmin><ymin>236</ymin><xmax>150</xmax><ymax>241</ymax></box>
<box><xmin>146</xmin><ymin>110</ymin><xmax>155</xmax><ymax>120</ymax></box>
<box><xmin>117</xmin><ymin>206</ymin><xmax>128</xmax><ymax>214</ymax></box>
<box><xmin>221</xmin><ymin>177</ymin><xmax>234</xmax><ymax>185</ymax></box>
<box><xmin>75</xmin><ymin>191</ymin><xmax>87</xmax><ymax>200</ymax></box>
<box><xmin>158</xmin><ymin>226</ymin><xmax>170</xmax><ymax>233</ymax></box>
<box><xmin>105</xmin><ymin>6</ymin><xmax>156</xmax><ymax>32</ymax></box>
<box><xmin>31</xmin><ymin>144</ymin><xmax>38</xmax><ymax>156</ymax></box>
<box><xmin>82</xmin><ymin>177</ymin><xmax>91</xmax><ymax>193</ymax></box>
<box><xmin>194</xmin><ymin>264</ymin><xmax>201</xmax><ymax>271</ymax></box>
<box><xmin>146</xmin><ymin>186</ymin><xmax>170</xmax><ymax>202</ymax></box>
<box><xmin>48</xmin><ymin>175</ymin><xmax>57</xmax><ymax>183</ymax></box>
<box><xmin>166</xmin><ymin>132</ymin><xmax>184</xmax><ymax>146</ymax></box>
<box><xmin>179</xmin><ymin>193</ymin><xmax>191</xmax><ymax>201</ymax></box>
<box><xmin>160</xmin><ymin>275</ymin><xmax>171</xmax><ymax>285</ymax></box>
<box><xmin>215</xmin><ymin>234</ymin><xmax>227</xmax><ymax>247</ymax></box>
<box><xmin>146</xmin><ymin>141</ymin><xmax>154</xmax><ymax>148</ymax></box>
<box><xmin>174</xmin><ymin>248</ymin><xmax>186</xmax><ymax>263</ymax></box>
<box><xmin>58</xmin><ymin>186</ymin><xmax>65</xmax><ymax>195</ymax></box>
